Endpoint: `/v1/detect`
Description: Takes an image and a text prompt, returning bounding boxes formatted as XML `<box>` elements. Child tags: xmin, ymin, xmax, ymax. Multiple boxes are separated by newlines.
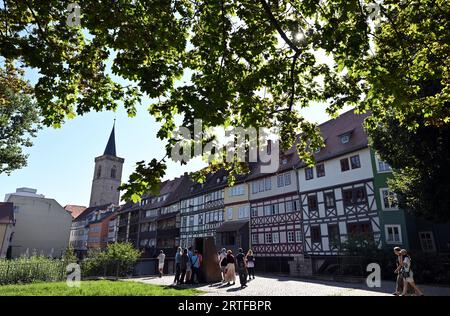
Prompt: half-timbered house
<box><xmin>179</xmin><ymin>170</ymin><xmax>227</xmax><ymax>249</ymax></box>
<box><xmin>247</xmin><ymin>154</ymin><xmax>303</xmax><ymax>273</ymax></box>
<box><xmin>298</xmin><ymin>110</ymin><xmax>382</xmax><ymax>271</ymax></box>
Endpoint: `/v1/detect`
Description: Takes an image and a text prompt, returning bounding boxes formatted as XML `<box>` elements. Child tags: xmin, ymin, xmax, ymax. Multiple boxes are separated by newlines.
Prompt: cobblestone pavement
<box><xmin>129</xmin><ymin>274</ymin><xmax>450</xmax><ymax>296</ymax></box>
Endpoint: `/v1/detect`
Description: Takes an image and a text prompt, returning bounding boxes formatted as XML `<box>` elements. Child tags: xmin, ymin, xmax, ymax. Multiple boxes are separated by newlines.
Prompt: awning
<box><xmin>216</xmin><ymin>220</ymin><xmax>249</xmax><ymax>233</ymax></box>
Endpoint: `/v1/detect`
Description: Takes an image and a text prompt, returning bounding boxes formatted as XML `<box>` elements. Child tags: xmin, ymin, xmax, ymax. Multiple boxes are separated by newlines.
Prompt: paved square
<box><xmin>130</xmin><ymin>275</ymin><xmax>450</xmax><ymax>296</ymax></box>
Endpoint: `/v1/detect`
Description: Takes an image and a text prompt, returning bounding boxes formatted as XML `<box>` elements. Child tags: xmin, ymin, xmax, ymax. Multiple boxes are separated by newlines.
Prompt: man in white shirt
<box><xmin>157</xmin><ymin>250</ymin><xmax>166</xmax><ymax>278</ymax></box>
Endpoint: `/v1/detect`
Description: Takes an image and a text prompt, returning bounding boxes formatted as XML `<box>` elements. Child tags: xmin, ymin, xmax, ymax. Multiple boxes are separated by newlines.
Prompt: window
<box><xmin>227</xmin><ymin>208</ymin><xmax>233</xmax><ymax>220</ymax></box>
<box><xmin>252</xmin><ymin>234</ymin><xmax>259</xmax><ymax>245</ymax></box>
<box><xmin>264</xmin><ymin>205</ymin><xmax>271</xmax><ymax>216</ymax></box>
<box><xmin>229</xmin><ymin>185</ymin><xmax>244</xmax><ymax>197</ymax></box>
<box><xmin>189</xmin><ymin>216</ymin><xmax>194</xmax><ymax>227</ymax></box>
<box><xmin>251</xmin><ymin>207</ymin><xmax>258</xmax><ymax>217</ymax></box>
<box><xmin>305</xmin><ymin>168</ymin><xmax>314</xmax><ymax>180</ymax></box>
<box><xmin>284</xmin><ymin>173</ymin><xmax>291</xmax><ymax>186</ymax></box>
<box><xmin>277</xmin><ymin>172</ymin><xmax>291</xmax><ymax>187</ymax></box>
<box><xmin>381</xmin><ymin>188</ymin><xmax>398</xmax><ymax>210</ymax></box>
<box><xmin>265</xmin><ymin>178</ymin><xmax>272</xmax><ymax>190</ymax></box>
<box><xmin>328</xmin><ymin>224</ymin><xmax>340</xmax><ymax>246</ymax></box>
<box><xmin>307</xmin><ymin>195</ymin><xmax>318</xmax><ymax>211</ymax></box>
<box><xmin>350</xmin><ymin>155</ymin><xmax>361</xmax><ymax>169</ymax></box>
<box><xmin>311</xmin><ymin>226</ymin><xmax>321</xmax><ymax>243</ymax></box>
<box><xmin>377</xmin><ymin>157</ymin><xmax>392</xmax><ymax>172</ymax></box>
<box><xmin>270</xmin><ymin>204</ymin><xmax>279</xmax><ymax>215</ymax></box>
<box><xmin>343</xmin><ymin>189</ymin><xmax>353</xmax><ymax>206</ymax></box>
<box><xmin>111</xmin><ymin>166</ymin><xmax>117</xmax><ymax>178</ymax></box>
<box><xmin>258</xmin><ymin>179</ymin><xmax>265</xmax><ymax>192</ymax></box>
<box><xmin>355</xmin><ymin>187</ymin><xmax>366</xmax><ymax>204</ymax></box>
<box><xmin>277</xmin><ymin>174</ymin><xmax>284</xmax><ymax>187</ymax></box>
<box><xmin>198</xmin><ymin>214</ymin><xmax>203</xmax><ymax>225</ymax></box>
<box><xmin>287</xmin><ymin>231</ymin><xmax>295</xmax><ymax>243</ymax></box>
<box><xmin>238</xmin><ymin>207</ymin><xmax>245</xmax><ymax>219</ymax></box>
<box><xmin>343</xmin><ymin>187</ymin><xmax>367</xmax><ymax>206</ymax></box>
<box><xmin>316</xmin><ymin>164</ymin><xmax>325</xmax><ymax>177</ymax></box>
<box><xmin>265</xmin><ymin>233</ymin><xmax>273</xmax><ymax>244</ymax></box>
<box><xmin>419</xmin><ymin>231</ymin><xmax>436</xmax><ymax>252</ymax></box>
<box><xmin>324</xmin><ymin>192</ymin><xmax>335</xmax><ymax>209</ymax></box>
<box><xmin>295</xmin><ymin>231</ymin><xmax>303</xmax><ymax>243</ymax></box>
<box><xmin>140</xmin><ymin>223</ymin><xmax>149</xmax><ymax>232</ymax></box>
<box><xmin>96</xmin><ymin>166</ymin><xmax>102</xmax><ymax>179</ymax></box>
<box><xmin>252</xmin><ymin>182</ymin><xmax>258</xmax><ymax>194</ymax></box>
<box><xmin>285</xmin><ymin>200</ymin><xmax>297</xmax><ymax>213</ymax></box>
<box><xmin>272</xmin><ymin>232</ymin><xmax>279</xmax><ymax>243</ymax></box>
<box><xmin>385</xmin><ymin>225</ymin><xmax>402</xmax><ymax>244</ymax></box>
<box><xmin>340</xmin><ymin>158</ymin><xmax>350</xmax><ymax>172</ymax></box>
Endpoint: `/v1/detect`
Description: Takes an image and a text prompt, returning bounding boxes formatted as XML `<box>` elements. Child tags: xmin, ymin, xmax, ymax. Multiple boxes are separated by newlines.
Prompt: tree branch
<box><xmin>259</xmin><ymin>0</ymin><xmax>300</xmax><ymax>54</ymax></box>
<box><xmin>23</xmin><ymin>0</ymin><xmax>54</xmax><ymax>47</ymax></box>
<box><xmin>288</xmin><ymin>51</ymin><xmax>300</xmax><ymax>111</ymax></box>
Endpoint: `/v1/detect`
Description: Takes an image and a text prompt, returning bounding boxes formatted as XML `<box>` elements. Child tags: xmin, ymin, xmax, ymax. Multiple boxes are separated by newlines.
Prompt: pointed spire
<box><xmin>103</xmin><ymin>120</ymin><xmax>117</xmax><ymax>156</ymax></box>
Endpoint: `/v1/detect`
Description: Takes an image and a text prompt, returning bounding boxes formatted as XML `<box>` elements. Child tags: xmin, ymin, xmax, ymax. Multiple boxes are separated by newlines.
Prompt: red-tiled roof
<box><xmin>64</xmin><ymin>205</ymin><xmax>87</xmax><ymax>219</ymax></box>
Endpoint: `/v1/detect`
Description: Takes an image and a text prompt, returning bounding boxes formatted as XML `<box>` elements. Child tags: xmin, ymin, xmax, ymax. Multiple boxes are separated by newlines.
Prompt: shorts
<box><xmin>158</xmin><ymin>263</ymin><xmax>164</xmax><ymax>270</ymax></box>
<box><xmin>404</xmin><ymin>270</ymin><xmax>414</xmax><ymax>283</ymax></box>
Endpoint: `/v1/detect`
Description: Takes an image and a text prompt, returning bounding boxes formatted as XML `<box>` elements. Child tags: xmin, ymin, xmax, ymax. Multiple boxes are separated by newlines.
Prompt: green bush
<box><xmin>0</xmin><ymin>256</ymin><xmax>67</xmax><ymax>285</ymax></box>
<box><xmin>81</xmin><ymin>242</ymin><xmax>141</xmax><ymax>278</ymax></box>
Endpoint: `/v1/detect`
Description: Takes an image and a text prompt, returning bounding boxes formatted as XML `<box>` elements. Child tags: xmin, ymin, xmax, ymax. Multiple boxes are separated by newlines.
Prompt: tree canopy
<box><xmin>0</xmin><ymin>62</ymin><xmax>40</xmax><ymax>174</ymax></box>
<box><xmin>1</xmin><ymin>1</ymin><xmax>449</xmax><ymax>218</ymax></box>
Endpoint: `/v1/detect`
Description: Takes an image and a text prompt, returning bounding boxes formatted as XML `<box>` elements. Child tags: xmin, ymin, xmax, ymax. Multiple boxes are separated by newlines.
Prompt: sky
<box><xmin>0</xmin><ymin>47</ymin><xmax>348</xmax><ymax>207</ymax></box>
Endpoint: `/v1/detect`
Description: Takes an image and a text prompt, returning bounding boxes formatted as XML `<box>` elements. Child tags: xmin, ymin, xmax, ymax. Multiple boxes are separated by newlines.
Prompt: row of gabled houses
<box><xmin>106</xmin><ymin>109</ymin><xmax>450</xmax><ymax>275</ymax></box>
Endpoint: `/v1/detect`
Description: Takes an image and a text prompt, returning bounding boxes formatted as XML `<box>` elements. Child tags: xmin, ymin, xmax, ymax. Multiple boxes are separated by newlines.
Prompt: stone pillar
<box><xmin>289</xmin><ymin>255</ymin><xmax>313</xmax><ymax>277</ymax></box>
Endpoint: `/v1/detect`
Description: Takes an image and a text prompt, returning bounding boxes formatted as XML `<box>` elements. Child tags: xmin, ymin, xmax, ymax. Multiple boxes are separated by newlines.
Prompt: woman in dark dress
<box><xmin>179</xmin><ymin>248</ymin><xmax>189</xmax><ymax>284</ymax></box>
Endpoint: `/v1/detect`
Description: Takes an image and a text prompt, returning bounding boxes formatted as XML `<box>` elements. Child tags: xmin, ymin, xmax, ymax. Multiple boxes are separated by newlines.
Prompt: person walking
<box><xmin>400</xmin><ymin>249</ymin><xmax>424</xmax><ymax>296</ymax></box>
<box><xmin>236</xmin><ymin>248</ymin><xmax>248</xmax><ymax>288</ymax></box>
<box><xmin>185</xmin><ymin>246</ymin><xmax>193</xmax><ymax>284</ymax></box>
<box><xmin>157</xmin><ymin>250</ymin><xmax>166</xmax><ymax>278</ymax></box>
<box><xmin>218</xmin><ymin>248</ymin><xmax>227</xmax><ymax>282</ymax></box>
<box><xmin>174</xmin><ymin>247</ymin><xmax>182</xmax><ymax>285</ymax></box>
<box><xmin>246</xmin><ymin>249</ymin><xmax>255</xmax><ymax>280</ymax></box>
<box><xmin>190</xmin><ymin>250</ymin><xmax>201</xmax><ymax>284</ymax></box>
<box><xmin>393</xmin><ymin>247</ymin><xmax>403</xmax><ymax>295</ymax></box>
<box><xmin>179</xmin><ymin>248</ymin><xmax>189</xmax><ymax>284</ymax></box>
<box><xmin>224</xmin><ymin>250</ymin><xmax>236</xmax><ymax>285</ymax></box>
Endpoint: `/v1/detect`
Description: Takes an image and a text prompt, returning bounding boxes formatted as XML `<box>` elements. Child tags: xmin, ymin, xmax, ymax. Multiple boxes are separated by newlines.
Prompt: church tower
<box><xmin>89</xmin><ymin>122</ymin><xmax>124</xmax><ymax>207</ymax></box>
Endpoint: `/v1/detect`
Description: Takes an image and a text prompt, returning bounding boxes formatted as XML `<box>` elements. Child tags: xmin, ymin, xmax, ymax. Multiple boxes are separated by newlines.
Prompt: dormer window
<box><xmin>339</xmin><ymin>130</ymin><xmax>353</xmax><ymax>144</ymax></box>
<box><xmin>282</xmin><ymin>158</ymin><xmax>288</xmax><ymax>165</ymax></box>
<box><xmin>340</xmin><ymin>135</ymin><xmax>350</xmax><ymax>144</ymax></box>
<box><xmin>217</xmin><ymin>178</ymin><xmax>220</xmax><ymax>183</ymax></box>
<box><xmin>223</xmin><ymin>176</ymin><xmax>227</xmax><ymax>182</ymax></box>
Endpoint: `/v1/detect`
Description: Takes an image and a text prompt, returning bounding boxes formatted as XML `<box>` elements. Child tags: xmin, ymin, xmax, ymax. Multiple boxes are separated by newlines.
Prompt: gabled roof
<box><xmin>300</xmin><ymin>109</ymin><xmax>369</xmax><ymax>166</ymax></box>
<box><xmin>0</xmin><ymin>202</ymin><xmax>14</xmax><ymax>224</ymax></box>
<box><xmin>73</xmin><ymin>203</ymin><xmax>114</xmax><ymax>222</ymax></box>
<box><xmin>187</xmin><ymin>169</ymin><xmax>228</xmax><ymax>197</ymax></box>
<box><xmin>64</xmin><ymin>205</ymin><xmax>87</xmax><ymax>219</ymax></box>
<box><xmin>142</xmin><ymin>175</ymin><xmax>194</xmax><ymax>209</ymax></box>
